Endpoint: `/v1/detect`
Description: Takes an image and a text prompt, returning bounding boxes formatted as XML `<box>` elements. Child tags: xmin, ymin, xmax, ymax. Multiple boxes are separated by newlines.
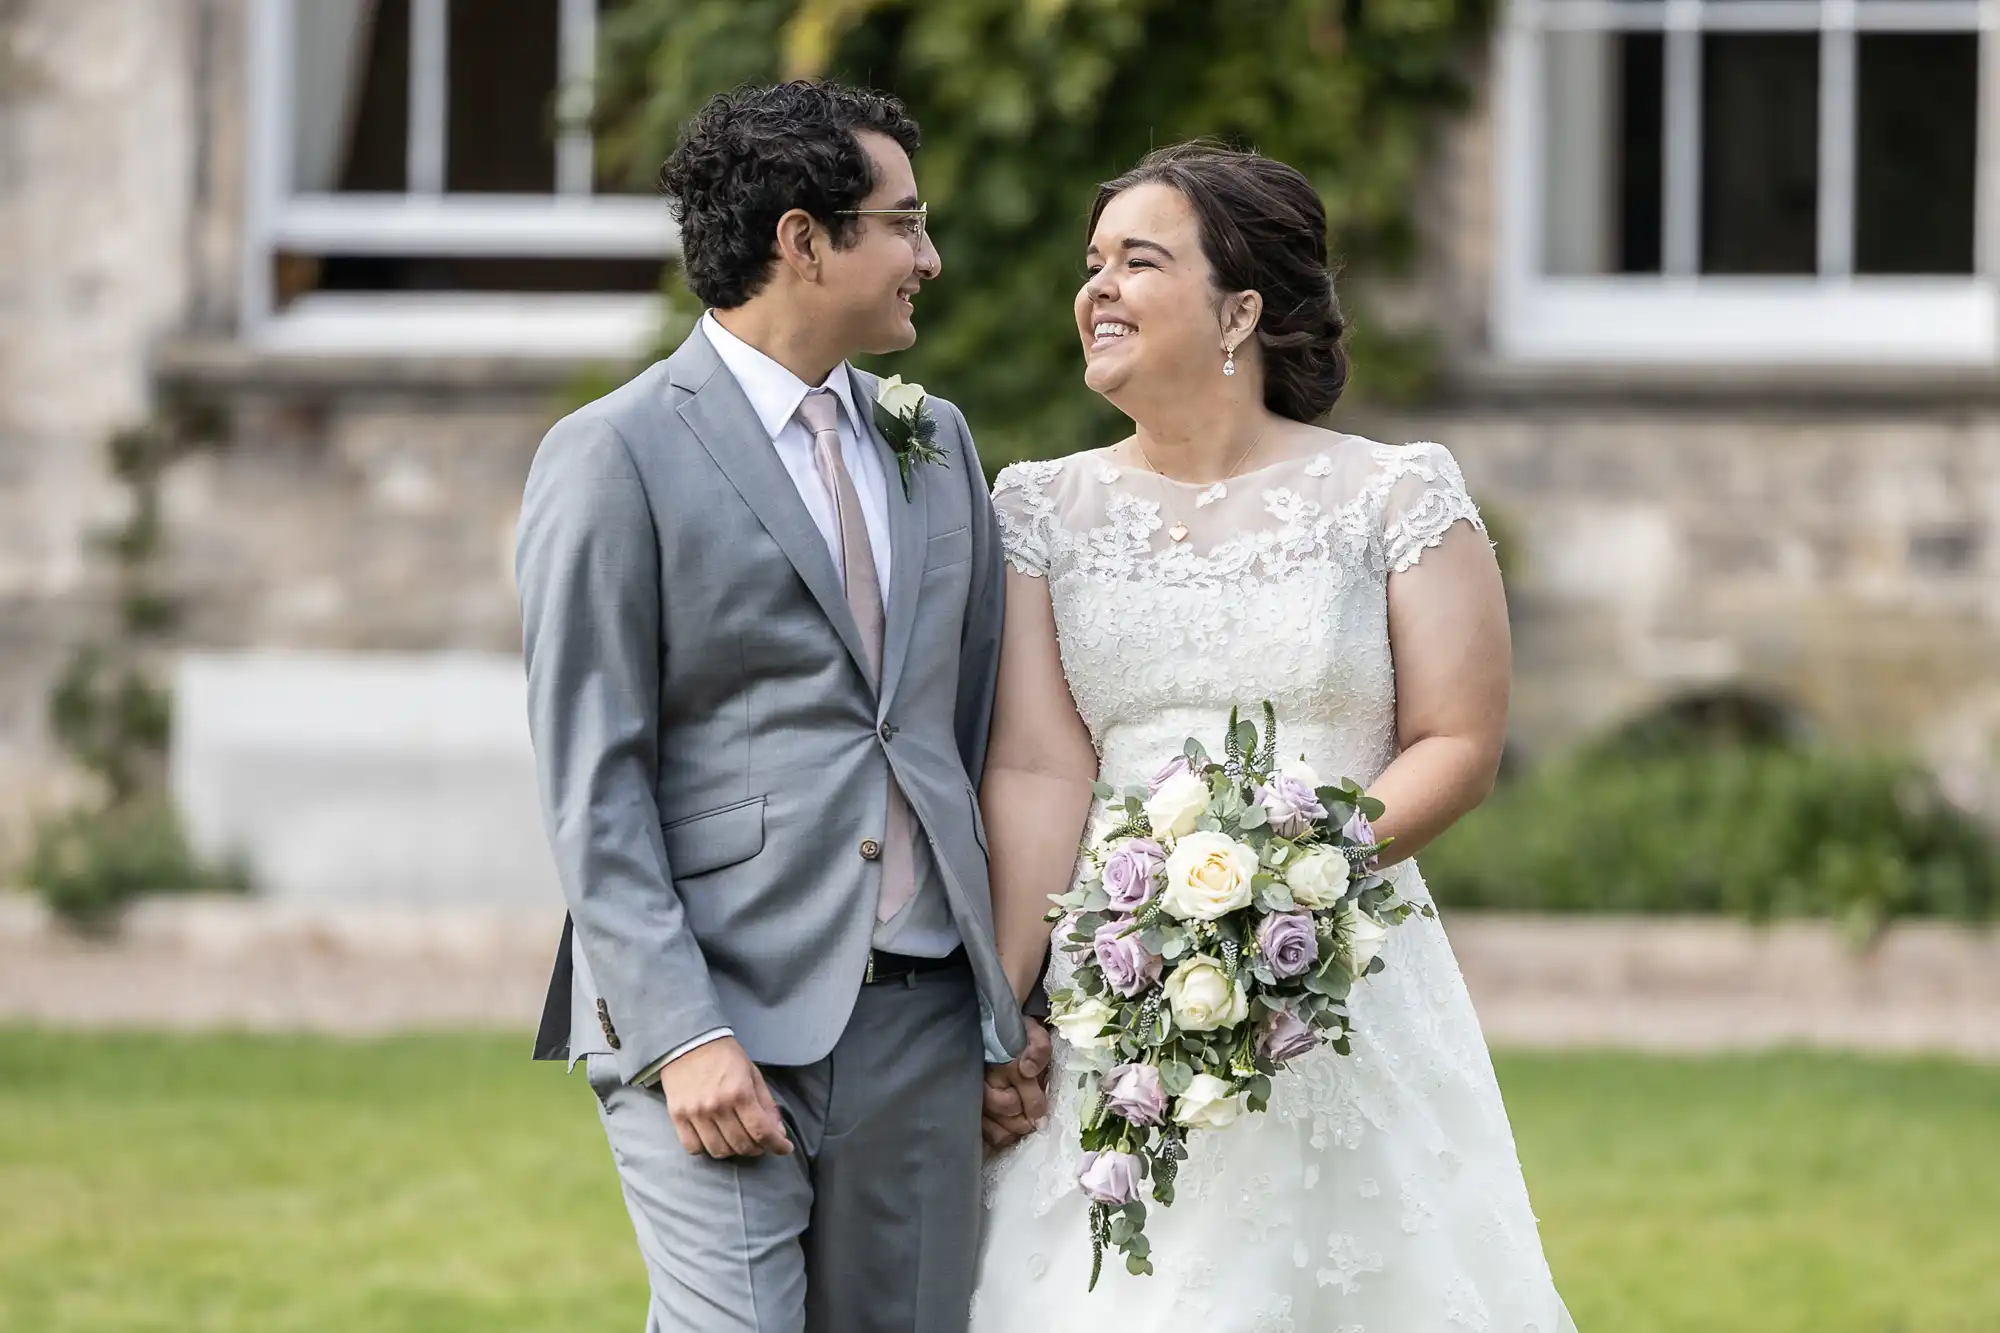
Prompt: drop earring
<box><xmin>1222</xmin><ymin>343</ymin><xmax>1236</xmax><ymax>377</ymax></box>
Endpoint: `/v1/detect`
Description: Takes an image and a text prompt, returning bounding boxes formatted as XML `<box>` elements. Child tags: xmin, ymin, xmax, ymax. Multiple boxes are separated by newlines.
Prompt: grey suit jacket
<box><xmin>516</xmin><ymin>324</ymin><xmax>1027</xmax><ymax>1081</ymax></box>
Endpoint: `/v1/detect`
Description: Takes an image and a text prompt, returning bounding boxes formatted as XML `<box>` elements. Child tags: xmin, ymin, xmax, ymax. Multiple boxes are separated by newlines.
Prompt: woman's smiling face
<box><xmin>1075</xmin><ymin>183</ymin><xmax>1227</xmax><ymax>405</ymax></box>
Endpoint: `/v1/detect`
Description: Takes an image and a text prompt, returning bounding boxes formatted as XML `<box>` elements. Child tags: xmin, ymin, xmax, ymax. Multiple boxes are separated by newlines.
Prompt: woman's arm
<box><xmin>981</xmin><ymin>568</ymin><xmax>1100</xmax><ymax>1003</ymax></box>
<box><xmin>1367</xmin><ymin>521</ymin><xmax>1511</xmax><ymax>866</ymax></box>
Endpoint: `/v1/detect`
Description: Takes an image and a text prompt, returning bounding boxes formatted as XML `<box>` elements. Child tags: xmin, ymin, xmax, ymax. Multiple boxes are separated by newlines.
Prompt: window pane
<box><xmin>294</xmin><ymin>0</ymin><xmax>408</xmax><ymax>193</ymax></box>
<box><xmin>1540</xmin><ymin>32</ymin><xmax>1662</xmax><ymax>275</ymax></box>
<box><xmin>447</xmin><ymin>0</ymin><xmax>561</xmax><ymax>193</ymax></box>
<box><xmin>1701</xmin><ymin>34</ymin><xmax>1819</xmax><ymax>275</ymax></box>
<box><xmin>311</xmin><ymin>255</ymin><xmax>662</xmax><ymax>293</ymax></box>
<box><xmin>1855</xmin><ymin>34</ymin><xmax>1977</xmax><ymax>275</ymax></box>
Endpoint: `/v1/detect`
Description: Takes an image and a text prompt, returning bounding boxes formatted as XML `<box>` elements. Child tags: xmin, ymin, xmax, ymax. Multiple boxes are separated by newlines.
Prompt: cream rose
<box><xmin>1336</xmin><ymin>900</ymin><xmax>1391</xmax><ymax>974</ymax></box>
<box><xmin>1173</xmin><ymin>1072</ymin><xmax>1246</xmax><ymax>1131</ymax></box>
<box><xmin>1162</xmin><ymin>956</ymin><xmax>1250</xmax><ymax>1032</ymax></box>
<box><xmin>1050</xmin><ymin>995</ymin><xmax>1118</xmax><ymax>1051</ymax></box>
<box><xmin>876</xmin><ymin>375</ymin><xmax>927</xmax><ymax>418</ymax></box>
<box><xmin>1160</xmin><ymin>831</ymin><xmax>1258</xmax><ymax>920</ymax></box>
<box><xmin>1144</xmin><ymin>770</ymin><xmax>1212</xmax><ymax>840</ymax></box>
<box><xmin>1285</xmin><ymin>845</ymin><xmax>1351</xmax><ymax>909</ymax></box>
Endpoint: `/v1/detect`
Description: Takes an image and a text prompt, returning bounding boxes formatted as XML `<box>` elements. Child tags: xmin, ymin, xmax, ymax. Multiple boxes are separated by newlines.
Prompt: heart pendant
<box><xmin>1168</xmin><ymin>522</ymin><xmax>1190</xmax><ymax>543</ymax></box>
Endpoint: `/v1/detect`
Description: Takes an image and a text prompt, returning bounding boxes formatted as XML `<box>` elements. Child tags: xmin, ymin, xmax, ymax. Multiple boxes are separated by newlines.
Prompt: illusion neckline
<box><xmin>1095</xmin><ymin>435</ymin><xmax>1355</xmax><ymax>488</ymax></box>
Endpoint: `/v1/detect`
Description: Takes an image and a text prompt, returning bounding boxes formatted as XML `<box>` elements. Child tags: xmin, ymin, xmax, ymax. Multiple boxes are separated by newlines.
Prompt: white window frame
<box><xmin>1493</xmin><ymin>0</ymin><xmax>2000</xmax><ymax>367</ymax></box>
<box><xmin>240</xmin><ymin>0</ymin><xmax>679</xmax><ymax>358</ymax></box>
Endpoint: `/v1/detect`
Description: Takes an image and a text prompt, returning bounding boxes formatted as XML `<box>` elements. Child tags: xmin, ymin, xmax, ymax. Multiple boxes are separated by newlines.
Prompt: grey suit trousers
<box><xmin>586</xmin><ymin>965</ymin><xmax>985</xmax><ymax>1333</ymax></box>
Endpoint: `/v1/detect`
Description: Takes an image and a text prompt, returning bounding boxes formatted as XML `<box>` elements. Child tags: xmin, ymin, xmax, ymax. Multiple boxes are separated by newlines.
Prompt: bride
<box><xmin>970</xmin><ymin>143</ymin><xmax>1577</xmax><ymax>1332</ymax></box>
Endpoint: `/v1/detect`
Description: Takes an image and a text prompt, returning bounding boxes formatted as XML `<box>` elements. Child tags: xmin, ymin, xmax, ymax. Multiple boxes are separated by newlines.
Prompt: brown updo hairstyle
<box><xmin>1088</xmin><ymin>142</ymin><xmax>1350</xmax><ymax>422</ymax></box>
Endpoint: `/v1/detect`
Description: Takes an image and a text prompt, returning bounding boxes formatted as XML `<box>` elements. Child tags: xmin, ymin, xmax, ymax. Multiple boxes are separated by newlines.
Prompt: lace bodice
<box><xmin>992</xmin><ymin>434</ymin><xmax>1484</xmax><ymax>793</ymax></box>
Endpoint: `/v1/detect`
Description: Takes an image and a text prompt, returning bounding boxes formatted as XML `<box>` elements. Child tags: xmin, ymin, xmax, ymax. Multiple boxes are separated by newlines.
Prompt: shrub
<box><xmin>23</xmin><ymin>799</ymin><xmax>249</xmax><ymax>933</ymax></box>
<box><xmin>1422</xmin><ymin>740</ymin><xmax>1998</xmax><ymax>933</ymax></box>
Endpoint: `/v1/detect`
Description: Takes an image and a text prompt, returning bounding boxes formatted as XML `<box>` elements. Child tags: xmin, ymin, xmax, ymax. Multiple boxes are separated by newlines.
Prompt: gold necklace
<box><xmin>1134</xmin><ymin>428</ymin><xmax>1265</xmax><ymax>543</ymax></box>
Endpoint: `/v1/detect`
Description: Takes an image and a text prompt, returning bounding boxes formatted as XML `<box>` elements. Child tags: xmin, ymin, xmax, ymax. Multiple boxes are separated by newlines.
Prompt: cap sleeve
<box><xmin>1375</xmin><ymin>441</ymin><xmax>1486</xmax><ymax>574</ymax></box>
<box><xmin>991</xmin><ymin>459</ymin><xmax>1064</xmax><ymax>578</ymax></box>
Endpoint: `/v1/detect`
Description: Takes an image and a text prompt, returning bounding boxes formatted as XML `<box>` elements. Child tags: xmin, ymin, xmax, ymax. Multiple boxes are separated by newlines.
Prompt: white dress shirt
<box><xmin>634</xmin><ymin>314</ymin><xmax>966</xmax><ymax>1084</ymax></box>
<box><xmin>702</xmin><ymin>311</ymin><xmax>894</xmax><ymax>602</ymax></box>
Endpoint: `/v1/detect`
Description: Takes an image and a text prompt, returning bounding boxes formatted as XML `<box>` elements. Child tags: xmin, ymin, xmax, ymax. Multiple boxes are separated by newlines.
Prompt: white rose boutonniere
<box><xmin>871</xmin><ymin>375</ymin><xmax>948</xmax><ymax>500</ymax></box>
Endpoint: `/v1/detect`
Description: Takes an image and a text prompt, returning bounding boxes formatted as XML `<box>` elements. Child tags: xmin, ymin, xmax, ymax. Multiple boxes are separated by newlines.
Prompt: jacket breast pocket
<box><xmin>661</xmin><ymin>795</ymin><xmax>766</xmax><ymax>879</ymax></box>
<box><xmin>925</xmin><ymin>525</ymin><xmax>973</xmax><ymax>573</ymax></box>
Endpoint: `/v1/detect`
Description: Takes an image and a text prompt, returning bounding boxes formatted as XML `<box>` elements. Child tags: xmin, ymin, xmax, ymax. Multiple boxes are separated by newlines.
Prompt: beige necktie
<box><xmin>796</xmin><ymin>390</ymin><xmax>917</xmax><ymax>926</ymax></box>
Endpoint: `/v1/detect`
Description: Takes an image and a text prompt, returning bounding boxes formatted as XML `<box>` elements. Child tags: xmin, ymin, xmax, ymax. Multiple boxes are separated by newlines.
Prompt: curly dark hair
<box><xmin>659</xmin><ymin>81</ymin><xmax>922</xmax><ymax>310</ymax></box>
<box><xmin>1090</xmin><ymin>143</ymin><xmax>1351</xmax><ymax>422</ymax></box>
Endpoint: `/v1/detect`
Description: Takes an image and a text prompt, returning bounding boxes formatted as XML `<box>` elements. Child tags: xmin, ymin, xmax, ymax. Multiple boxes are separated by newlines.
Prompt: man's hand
<box><xmin>658</xmin><ymin>1037</ymin><xmax>793</xmax><ymax>1159</ymax></box>
<box><xmin>981</xmin><ymin>1018</ymin><xmax>1053</xmax><ymax>1151</ymax></box>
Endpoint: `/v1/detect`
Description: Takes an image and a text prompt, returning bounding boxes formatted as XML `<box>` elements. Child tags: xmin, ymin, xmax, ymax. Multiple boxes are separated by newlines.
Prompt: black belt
<box><xmin>864</xmin><ymin>946</ymin><xmax>967</xmax><ymax>985</ymax></box>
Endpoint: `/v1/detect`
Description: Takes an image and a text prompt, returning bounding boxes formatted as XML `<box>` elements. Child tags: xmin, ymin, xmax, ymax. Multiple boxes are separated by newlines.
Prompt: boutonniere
<box><xmin>871</xmin><ymin>376</ymin><xmax>948</xmax><ymax>500</ymax></box>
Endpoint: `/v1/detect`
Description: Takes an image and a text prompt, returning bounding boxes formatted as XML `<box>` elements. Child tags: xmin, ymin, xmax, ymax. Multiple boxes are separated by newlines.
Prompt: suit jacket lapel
<box><xmin>851</xmin><ymin>365</ymin><xmax>926</xmax><ymax>715</ymax></box>
<box><xmin>670</xmin><ymin>329</ymin><xmax>875</xmax><ymax>687</ymax></box>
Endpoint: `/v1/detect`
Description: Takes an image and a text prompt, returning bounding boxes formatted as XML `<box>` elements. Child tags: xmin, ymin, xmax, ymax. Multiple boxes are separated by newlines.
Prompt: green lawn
<box><xmin>1</xmin><ymin>1033</ymin><xmax>1996</xmax><ymax>1332</ymax></box>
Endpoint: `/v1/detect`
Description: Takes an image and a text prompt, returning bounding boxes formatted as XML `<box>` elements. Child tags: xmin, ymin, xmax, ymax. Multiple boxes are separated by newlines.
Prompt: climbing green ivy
<box><xmin>595</xmin><ymin>0</ymin><xmax>1487</xmax><ymax>467</ymax></box>
<box><xmin>24</xmin><ymin>406</ymin><xmax>248</xmax><ymax>929</ymax></box>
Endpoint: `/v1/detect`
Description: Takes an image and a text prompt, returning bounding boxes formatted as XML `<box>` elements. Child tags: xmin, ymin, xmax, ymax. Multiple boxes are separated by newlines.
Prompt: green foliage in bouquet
<box><xmin>1422</xmin><ymin>724</ymin><xmax>1999</xmax><ymax>936</ymax></box>
<box><xmin>594</xmin><ymin>0</ymin><xmax>1490</xmax><ymax>468</ymax></box>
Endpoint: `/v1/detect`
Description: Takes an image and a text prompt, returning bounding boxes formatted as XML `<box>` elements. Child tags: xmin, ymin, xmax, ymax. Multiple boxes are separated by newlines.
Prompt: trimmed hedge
<box><xmin>1422</xmin><ymin>740</ymin><xmax>1998</xmax><ymax>930</ymax></box>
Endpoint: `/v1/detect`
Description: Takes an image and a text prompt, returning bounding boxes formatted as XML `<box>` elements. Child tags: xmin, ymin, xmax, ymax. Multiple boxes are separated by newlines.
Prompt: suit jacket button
<box><xmin>879</xmin><ymin>721</ymin><xmax>896</xmax><ymax>743</ymax></box>
<box><xmin>604</xmin><ymin>1030</ymin><xmax>621</xmax><ymax>1051</ymax></box>
<box><xmin>859</xmin><ymin>838</ymin><xmax>882</xmax><ymax>861</ymax></box>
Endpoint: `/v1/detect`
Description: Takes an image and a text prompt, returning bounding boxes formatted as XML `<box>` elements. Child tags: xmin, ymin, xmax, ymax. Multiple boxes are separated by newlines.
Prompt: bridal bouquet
<box><xmin>1043</xmin><ymin>704</ymin><xmax>1430</xmax><ymax>1287</ymax></box>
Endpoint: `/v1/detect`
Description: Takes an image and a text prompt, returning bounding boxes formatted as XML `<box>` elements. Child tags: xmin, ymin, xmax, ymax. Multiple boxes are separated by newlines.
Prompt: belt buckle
<box><xmin>865</xmin><ymin>950</ymin><xmax>876</xmax><ymax>985</ymax></box>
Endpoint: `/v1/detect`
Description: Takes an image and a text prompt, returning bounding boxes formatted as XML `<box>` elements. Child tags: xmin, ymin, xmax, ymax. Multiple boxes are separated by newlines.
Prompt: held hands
<box><xmin>981</xmin><ymin>1017</ymin><xmax>1053</xmax><ymax>1151</ymax></box>
<box><xmin>659</xmin><ymin>1036</ymin><xmax>794</xmax><ymax>1159</ymax></box>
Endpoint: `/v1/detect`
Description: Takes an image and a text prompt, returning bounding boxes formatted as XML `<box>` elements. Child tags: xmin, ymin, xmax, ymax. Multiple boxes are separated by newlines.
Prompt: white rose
<box><xmin>1336</xmin><ymin>900</ymin><xmax>1391</xmax><ymax>974</ymax></box>
<box><xmin>1144</xmin><ymin>770</ymin><xmax>1212</xmax><ymax>840</ymax></box>
<box><xmin>1160</xmin><ymin>831</ymin><xmax>1258</xmax><ymax>921</ymax></box>
<box><xmin>1174</xmin><ymin>1072</ymin><xmax>1246</xmax><ymax>1131</ymax></box>
<box><xmin>1162</xmin><ymin>956</ymin><xmax>1250</xmax><ymax>1032</ymax></box>
<box><xmin>1050</xmin><ymin>996</ymin><xmax>1118</xmax><ymax>1051</ymax></box>
<box><xmin>876</xmin><ymin>375</ymin><xmax>927</xmax><ymax>418</ymax></box>
<box><xmin>1280</xmin><ymin>757</ymin><xmax>1323</xmax><ymax>790</ymax></box>
<box><xmin>1285</xmin><ymin>845</ymin><xmax>1351</xmax><ymax>909</ymax></box>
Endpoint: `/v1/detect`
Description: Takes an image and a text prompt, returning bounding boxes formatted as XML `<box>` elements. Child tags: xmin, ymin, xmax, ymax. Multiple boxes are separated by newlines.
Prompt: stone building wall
<box><xmin>1361</xmin><ymin>398</ymin><xmax>2000</xmax><ymax>819</ymax></box>
<box><xmin>0</xmin><ymin>0</ymin><xmax>204</xmax><ymax>831</ymax></box>
<box><xmin>3</xmin><ymin>3</ymin><xmax>1999</xmax><ymax>859</ymax></box>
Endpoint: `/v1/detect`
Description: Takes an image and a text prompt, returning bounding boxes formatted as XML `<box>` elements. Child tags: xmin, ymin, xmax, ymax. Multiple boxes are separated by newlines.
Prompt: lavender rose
<box><xmin>1101</xmin><ymin>838</ymin><xmax>1165</xmax><ymax>911</ymax></box>
<box><xmin>1150</xmin><ymin>754</ymin><xmax>1192</xmax><ymax>793</ymax></box>
<box><xmin>1077</xmin><ymin>1149</ymin><xmax>1146</xmax><ymax>1204</ymax></box>
<box><xmin>1254</xmin><ymin>773</ymin><xmax>1328</xmax><ymax>838</ymax></box>
<box><xmin>1094</xmin><ymin>920</ymin><xmax>1164</xmax><ymax>996</ymax></box>
<box><xmin>1101</xmin><ymin>1062</ymin><xmax>1169</xmax><ymax>1126</ymax></box>
<box><xmin>1342</xmin><ymin>809</ymin><xmax>1379</xmax><ymax>865</ymax></box>
<box><xmin>1255</xmin><ymin>911</ymin><xmax>1320</xmax><ymax>980</ymax></box>
<box><xmin>1257</xmin><ymin>1007</ymin><xmax>1321</xmax><ymax>1063</ymax></box>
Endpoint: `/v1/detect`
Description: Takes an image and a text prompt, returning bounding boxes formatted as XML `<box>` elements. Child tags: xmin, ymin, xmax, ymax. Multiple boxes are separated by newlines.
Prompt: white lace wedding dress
<box><xmin>971</xmin><ymin>436</ymin><xmax>1576</xmax><ymax>1333</ymax></box>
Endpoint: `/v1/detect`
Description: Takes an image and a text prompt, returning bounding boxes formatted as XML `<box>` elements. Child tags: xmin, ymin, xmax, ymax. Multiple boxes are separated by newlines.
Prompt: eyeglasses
<box><xmin>834</xmin><ymin>202</ymin><xmax>929</xmax><ymax>243</ymax></box>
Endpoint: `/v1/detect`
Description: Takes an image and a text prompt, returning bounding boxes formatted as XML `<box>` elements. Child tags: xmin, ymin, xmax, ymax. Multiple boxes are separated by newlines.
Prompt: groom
<box><xmin>516</xmin><ymin>81</ymin><xmax>1048</xmax><ymax>1332</ymax></box>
